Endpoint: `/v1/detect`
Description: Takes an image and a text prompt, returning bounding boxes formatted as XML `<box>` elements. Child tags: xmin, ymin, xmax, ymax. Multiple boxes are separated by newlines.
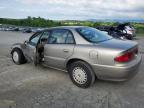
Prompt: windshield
<box><xmin>76</xmin><ymin>27</ymin><xmax>112</xmax><ymax>43</ymax></box>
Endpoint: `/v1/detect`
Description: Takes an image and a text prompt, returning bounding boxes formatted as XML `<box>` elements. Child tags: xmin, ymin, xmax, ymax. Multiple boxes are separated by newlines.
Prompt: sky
<box><xmin>0</xmin><ymin>0</ymin><xmax>144</xmax><ymax>20</ymax></box>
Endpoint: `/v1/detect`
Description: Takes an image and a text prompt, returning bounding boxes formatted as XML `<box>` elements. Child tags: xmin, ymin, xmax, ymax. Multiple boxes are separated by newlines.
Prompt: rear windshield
<box><xmin>76</xmin><ymin>27</ymin><xmax>112</xmax><ymax>43</ymax></box>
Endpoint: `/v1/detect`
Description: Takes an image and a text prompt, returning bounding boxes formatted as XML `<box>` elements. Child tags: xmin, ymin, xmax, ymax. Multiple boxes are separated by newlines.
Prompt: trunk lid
<box><xmin>96</xmin><ymin>38</ymin><xmax>138</xmax><ymax>51</ymax></box>
<box><xmin>93</xmin><ymin>38</ymin><xmax>138</xmax><ymax>65</ymax></box>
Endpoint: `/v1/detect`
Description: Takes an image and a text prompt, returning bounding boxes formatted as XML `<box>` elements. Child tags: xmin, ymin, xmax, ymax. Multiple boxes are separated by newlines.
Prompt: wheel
<box><xmin>68</xmin><ymin>61</ymin><xmax>95</xmax><ymax>88</ymax></box>
<box><xmin>126</xmin><ymin>35</ymin><xmax>133</xmax><ymax>40</ymax></box>
<box><xmin>12</xmin><ymin>48</ymin><xmax>27</xmax><ymax>65</ymax></box>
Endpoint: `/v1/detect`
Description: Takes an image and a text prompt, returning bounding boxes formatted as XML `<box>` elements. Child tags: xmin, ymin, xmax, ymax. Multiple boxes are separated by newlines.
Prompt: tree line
<box><xmin>0</xmin><ymin>16</ymin><xmax>117</xmax><ymax>27</ymax></box>
<box><xmin>0</xmin><ymin>16</ymin><xmax>143</xmax><ymax>34</ymax></box>
<box><xmin>0</xmin><ymin>16</ymin><xmax>61</xmax><ymax>27</ymax></box>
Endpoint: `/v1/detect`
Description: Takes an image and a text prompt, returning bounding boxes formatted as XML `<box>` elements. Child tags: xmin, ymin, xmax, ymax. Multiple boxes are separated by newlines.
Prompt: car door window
<box><xmin>41</xmin><ymin>31</ymin><xmax>50</xmax><ymax>40</ymax></box>
<box><xmin>40</xmin><ymin>31</ymin><xmax>50</xmax><ymax>43</ymax></box>
<box><xmin>29</xmin><ymin>32</ymin><xmax>42</xmax><ymax>46</ymax></box>
<box><xmin>48</xmin><ymin>29</ymin><xmax>75</xmax><ymax>44</ymax></box>
<box><xmin>65</xmin><ymin>32</ymin><xmax>75</xmax><ymax>44</ymax></box>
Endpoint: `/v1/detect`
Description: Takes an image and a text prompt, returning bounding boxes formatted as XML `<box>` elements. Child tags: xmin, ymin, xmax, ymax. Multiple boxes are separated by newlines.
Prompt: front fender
<box><xmin>10</xmin><ymin>43</ymin><xmax>25</xmax><ymax>54</ymax></box>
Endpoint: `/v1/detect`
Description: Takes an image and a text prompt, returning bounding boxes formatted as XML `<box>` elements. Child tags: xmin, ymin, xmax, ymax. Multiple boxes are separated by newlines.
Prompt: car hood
<box><xmin>11</xmin><ymin>43</ymin><xmax>25</xmax><ymax>50</ymax></box>
<box><xmin>95</xmin><ymin>38</ymin><xmax>138</xmax><ymax>51</ymax></box>
<box><xmin>12</xmin><ymin>43</ymin><xmax>23</xmax><ymax>46</ymax></box>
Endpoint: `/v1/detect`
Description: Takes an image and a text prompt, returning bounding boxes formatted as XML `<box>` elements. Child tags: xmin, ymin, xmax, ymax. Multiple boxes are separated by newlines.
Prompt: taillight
<box><xmin>114</xmin><ymin>48</ymin><xmax>138</xmax><ymax>62</ymax></box>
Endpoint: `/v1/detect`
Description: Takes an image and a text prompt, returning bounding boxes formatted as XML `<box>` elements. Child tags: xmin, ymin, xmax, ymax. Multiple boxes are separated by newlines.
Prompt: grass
<box><xmin>137</xmin><ymin>33</ymin><xmax>144</xmax><ymax>37</ymax></box>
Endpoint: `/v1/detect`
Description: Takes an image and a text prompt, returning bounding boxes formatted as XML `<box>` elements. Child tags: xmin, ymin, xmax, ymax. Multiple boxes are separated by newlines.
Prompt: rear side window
<box><xmin>48</xmin><ymin>29</ymin><xmax>75</xmax><ymax>44</ymax></box>
<box><xmin>65</xmin><ymin>32</ymin><xmax>74</xmax><ymax>44</ymax></box>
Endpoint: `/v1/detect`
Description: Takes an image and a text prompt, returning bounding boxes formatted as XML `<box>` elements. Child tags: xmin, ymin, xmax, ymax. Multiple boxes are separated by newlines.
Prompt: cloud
<box><xmin>0</xmin><ymin>6</ymin><xmax>6</xmax><ymax>9</ymax></box>
<box><xmin>1</xmin><ymin>0</ymin><xmax>144</xmax><ymax>19</ymax></box>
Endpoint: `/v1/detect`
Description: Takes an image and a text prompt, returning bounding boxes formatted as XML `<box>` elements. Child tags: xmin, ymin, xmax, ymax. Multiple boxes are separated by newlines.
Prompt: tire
<box><xmin>68</xmin><ymin>61</ymin><xmax>95</xmax><ymax>88</ymax></box>
<box><xmin>12</xmin><ymin>48</ymin><xmax>27</xmax><ymax>65</ymax></box>
<box><xmin>126</xmin><ymin>35</ymin><xmax>133</xmax><ymax>40</ymax></box>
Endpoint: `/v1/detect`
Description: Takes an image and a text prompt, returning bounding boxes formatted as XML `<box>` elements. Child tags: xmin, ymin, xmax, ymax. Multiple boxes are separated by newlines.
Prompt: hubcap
<box><xmin>13</xmin><ymin>51</ymin><xmax>19</xmax><ymax>62</ymax></box>
<box><xmin>72</xmin><ymin>67</ymin><xmax>87</xmax><ymax>84</ymax></box>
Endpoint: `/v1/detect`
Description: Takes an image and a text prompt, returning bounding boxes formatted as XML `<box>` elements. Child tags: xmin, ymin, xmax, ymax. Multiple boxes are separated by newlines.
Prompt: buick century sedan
<box><xmin>10</xmin><ymin>26</ymin><xmax>141</xmax><ymax>88</ymax></box>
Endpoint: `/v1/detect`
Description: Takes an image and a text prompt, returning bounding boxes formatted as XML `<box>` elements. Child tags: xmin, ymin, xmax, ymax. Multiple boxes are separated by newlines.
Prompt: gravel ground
<box><xmin>0</xmin><ymin>31</ymin><xmax>144</xmax><ymax>108</ymax></box>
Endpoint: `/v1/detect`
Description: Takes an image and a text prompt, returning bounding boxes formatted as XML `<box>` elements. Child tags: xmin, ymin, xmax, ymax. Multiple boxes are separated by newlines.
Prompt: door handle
<box><xmin>63</xmin><ymin>49</ymin><xmax>69</xmax><ymax>52</ymax></box>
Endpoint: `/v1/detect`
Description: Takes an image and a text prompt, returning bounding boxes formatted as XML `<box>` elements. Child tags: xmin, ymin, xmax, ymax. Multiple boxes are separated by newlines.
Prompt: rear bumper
<box><xmin>91</xmin><ymin>55</ymin><xmax>142</xmax><ymax>81</ymax></box>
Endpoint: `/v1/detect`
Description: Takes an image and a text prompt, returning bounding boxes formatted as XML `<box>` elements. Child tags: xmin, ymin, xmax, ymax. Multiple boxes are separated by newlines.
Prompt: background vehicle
<box><xmin>96</xmin><ymin>23</ymin><xmax>136</xmax><ymax>40</ymax></box>
<box><xmin>10</xmin><ymin>27</ymin><xmax>19</xmax><ymax>31</ymax></box>
<box><xmin>95</xmin><ymin>26</ymin><xmax>111</xmax><ymax>32</ymax></box>
<box><xmin>10</xmin><ymin>26</ymin><xmax>141</xmax><ymax>88</ymax></box>
<box><xmin>117</xmin><ymin>23</ymin><xmax>136</xmax><ymax>40</ymax></box>
<box><xmin>22</xmin><ymin>28</ymin><xmax>32</xmax><ymax>33</ymax></box>
<box><xmin>108</xmin><ymin>27</ymin><xmax>128</xmax><ymax>40</ymax></box>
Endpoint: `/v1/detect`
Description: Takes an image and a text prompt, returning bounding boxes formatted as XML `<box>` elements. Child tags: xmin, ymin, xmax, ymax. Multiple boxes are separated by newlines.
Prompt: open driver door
<box><xmin>34</xmin><ymin>38</ymin><xmax>47</xmax><ymax>66</ymax></box>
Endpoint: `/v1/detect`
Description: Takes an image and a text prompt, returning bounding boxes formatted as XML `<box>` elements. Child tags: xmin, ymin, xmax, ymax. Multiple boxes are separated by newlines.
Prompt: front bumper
<box><xmin>91</xmin><ymin>55</ymin><xmax>142</xmax><ymax>81</ymax></box>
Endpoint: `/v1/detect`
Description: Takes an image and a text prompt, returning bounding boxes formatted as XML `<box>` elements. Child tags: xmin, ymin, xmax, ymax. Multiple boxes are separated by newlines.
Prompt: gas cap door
<box><xmin>89</xmin><ymin>50</ymin><xmax>98</xmax><ymax>64</ymax></box>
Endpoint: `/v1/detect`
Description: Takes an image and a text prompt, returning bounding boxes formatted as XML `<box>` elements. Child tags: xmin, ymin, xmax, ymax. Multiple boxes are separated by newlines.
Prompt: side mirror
<box><xmin>24</xmin><ymin>40</ymin><xmax>28</xmax><ymax>45</ymax></box>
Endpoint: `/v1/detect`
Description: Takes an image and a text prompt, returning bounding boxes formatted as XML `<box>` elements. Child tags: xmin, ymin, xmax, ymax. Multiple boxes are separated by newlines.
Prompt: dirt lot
<box><xmin>0</xmin><ymin>31</ymin><xmax>144</xmax><ymax>108</ymax></box>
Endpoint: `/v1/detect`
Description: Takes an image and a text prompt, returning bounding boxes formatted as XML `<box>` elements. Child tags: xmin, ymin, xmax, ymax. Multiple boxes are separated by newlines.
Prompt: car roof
<box><xmin>41</xmin><ymin>26</ymin><xmax>88</xmax><ymax>32</ymax></box>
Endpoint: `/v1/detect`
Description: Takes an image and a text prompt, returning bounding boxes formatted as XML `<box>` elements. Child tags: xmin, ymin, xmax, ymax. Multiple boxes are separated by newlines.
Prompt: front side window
<box><xmin>41</xmin><ymin>31</ymin><xmax>50</xmax><ymax>40</ymax></box>
<box><xmin>76</xmin><ymin>27</ymin><xmax>112</xmax><ymax>43</ymax></box>
<box><xmin>29</xmin><ymin>32</ymin><xmax>42</xmax><ymax>46</ymax></box>
<box><xmin>48</xmin><ymin>29</ymin><xmax>75</xmax><ymax>44</ymax></box>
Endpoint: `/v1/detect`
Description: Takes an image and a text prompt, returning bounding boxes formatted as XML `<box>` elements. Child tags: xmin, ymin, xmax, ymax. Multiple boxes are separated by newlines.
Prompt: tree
<box><xmin>93</xmin><ymin>22</ymin><xmax>101</xmax><ymax>27</ymax></box>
